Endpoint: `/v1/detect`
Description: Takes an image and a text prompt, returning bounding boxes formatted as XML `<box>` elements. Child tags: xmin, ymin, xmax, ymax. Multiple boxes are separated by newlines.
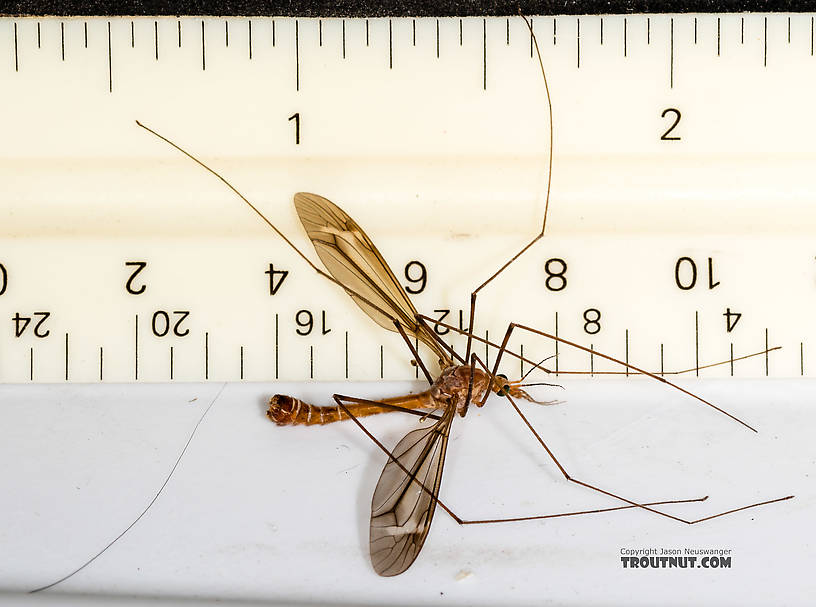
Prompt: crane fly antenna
<box><xmin>520</xmin><ymin>354</ymin><xmax>557</xmax><ymax>382</ymax></box>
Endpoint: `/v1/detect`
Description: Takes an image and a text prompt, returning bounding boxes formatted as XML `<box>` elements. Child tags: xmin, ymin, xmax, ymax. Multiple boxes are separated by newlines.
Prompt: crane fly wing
<box><xmin>369</xmin><ymin>405</ymin><xmax>455</xmax><ymax>576</ymax></box>
<box><xmin>294</xmin><ymin>192</ymin><xmax>451</xmax><ymax>365</ymax></box>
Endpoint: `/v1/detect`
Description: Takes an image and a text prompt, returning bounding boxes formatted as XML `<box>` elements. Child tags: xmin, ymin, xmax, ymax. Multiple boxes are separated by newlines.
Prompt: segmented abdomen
<box><xmin>267</xmin><ymin>393</ymin><xmax>435</xmax><ymax>426</ymax></box>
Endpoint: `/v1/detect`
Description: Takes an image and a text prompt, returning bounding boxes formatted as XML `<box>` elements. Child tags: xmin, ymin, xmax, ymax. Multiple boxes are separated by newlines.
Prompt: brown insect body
<box><xmin>268</xmin><ymin>364</ymin><xmax>542</xmax><ymax>426</ymax></box>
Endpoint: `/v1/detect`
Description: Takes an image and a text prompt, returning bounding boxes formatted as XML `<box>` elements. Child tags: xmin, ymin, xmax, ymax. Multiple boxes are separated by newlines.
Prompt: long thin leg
<box><xmin>465</xmin><ymin>14</ymin><xmax>553</xmax><ymax>361</ymax></box>
<box><xmin>333</xmin><ymin>395</ymin><xmax>713</xmax><ymax>526</ymax></box>
<box><xmin>456</xmin><ymin>352</ymin><xmax>793</xmax><ymax>525</ymax></box>
<box><xmin>420</xmin><ymin>313</ymin><xmax>765</xmax><ymax>433</ymax></box>
<box><xmin>502</xmin><ymin>322</ymin><xmax>757</xmax><ymax>432</ymax></box>
<box><xmin>393</xmin><ymin>320</ymin><xmax>434</xmax><ymax>386</ymax></box>
<box><xmin>501</xmin><ymin>392</ymin><xmax>793</xmax><ymax>525</ymax></box>
<box><xmin>423</xmin><ymin>314</ymin><xmax>779</xmax><ymax>381</ymax></box>
<box><xmin>335</xmin><ymin>394</ymin><xmax>442</xmax><ymax>421</ymax></box>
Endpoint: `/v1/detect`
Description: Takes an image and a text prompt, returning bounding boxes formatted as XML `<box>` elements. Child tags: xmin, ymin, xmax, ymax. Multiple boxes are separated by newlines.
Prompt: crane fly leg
<box><xmin>456</xmin><ymin>352</ymin><xmax>794</xmax><ymax>525</ymax></box>
<box><xmin>393</xmin><ymin>320</ymin><xmax>434</xmax><ymax>386</ymax></box>
<box><xmin>334</xmin><ymin>394</ymin><xmax>442</xmax><ymax>421</ymax></box>
<box><xmin>501</xmin><ymin>391</ymin><xmax>793</xmax><ymax>525</ymax></box>
<box><xmin>418</xmin><ymin>314</ymin><xmax>779</xmax><ymax>379</ymax></box>
<box><xmin>335</xmin><ymin>395</ymin><xmax>721</xmax><ymax>527</ymax></box>
<box><xmin>419</xmin><ymin>314</ymin><xmax>765</xmax><ymax>433</ymax></box>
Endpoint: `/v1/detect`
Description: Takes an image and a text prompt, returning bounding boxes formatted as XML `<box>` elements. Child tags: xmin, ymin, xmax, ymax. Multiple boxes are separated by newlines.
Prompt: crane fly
<box><xmin>135</xmin><ymin>15</ymin><xmax>793</xmax><ymax>578</ymax></box>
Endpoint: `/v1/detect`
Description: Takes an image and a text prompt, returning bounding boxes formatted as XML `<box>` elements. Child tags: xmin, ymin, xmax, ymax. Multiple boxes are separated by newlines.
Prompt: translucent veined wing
<box><xmin>294</xmin><ymin>192</ymin><xmax>452</xmax><ymax>366</ymax></box>
<box><xmin>369</xmin><ymin>404</ymin><xmax>455</xmax><ymax>576</ymax></box>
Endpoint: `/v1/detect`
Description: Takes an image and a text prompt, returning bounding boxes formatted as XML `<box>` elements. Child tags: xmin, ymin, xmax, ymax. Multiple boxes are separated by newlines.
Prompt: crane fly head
<box><xmin>493</xmin><ymin>373</ymin><xmax>563</xmax><ymax>405</ymax></box>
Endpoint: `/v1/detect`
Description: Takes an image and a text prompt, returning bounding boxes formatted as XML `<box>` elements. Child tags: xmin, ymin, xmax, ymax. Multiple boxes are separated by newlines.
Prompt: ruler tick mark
<box><xmin>344</xmin><ymin>331</ymin><xmax>349</xmax><ymax>379</ymax></box>
<box><xmin>436</xmin><ymin>19</ymin><xmax>439</xmax><ymax>58</ymax></box>
<box><xmin>310</xmin><ymin>345</ymin><xmax>314</xmax><ymax>379</ymax></box>
<box><xmin>647</xmin><ymin>17</ymin><xmax>650</xmax><ymax>44</ymax></box>
<box><xmin>589</xmin><ymin>344</ymin><xmax>594</xmax><ymax>376</ymax></box>
<box><xmin>670</xmin><ymin>18</ymin><xmax>674</xmax><ymax>88</ymax></box>
<box><xmin>134</xmin><ymin>314</ymin><xmax>139</xmax><ymax>380</ymax></box>
<box><xmin>529</xmin><ymin>17</ymin><xmax>533</xmax><ymax>57</ymax></box>
<box><xmin>554</xmin><ymin>311</ymin><xmax>559</xmax><ymax>376</ymax></box>
<box><xmin>29</xmin><ymin>347</ymin><xmax>33</xmax><ymax>381</ymax></box>
<box><xmin>275</xmin><ymin>313</ymin><xmax>279</xmax><ymax>379</ymax></box>
<box><xmin>205</xmin><ymin>331</ymin><xmax>209</xmax><ymax>379</ymax></box>
<box><xmin>741</xmin><ymin>17</ymin><xmax>744</xmax><ymax>45</ymax></box>
<box><xmin>61</xmin><ymin>22</ymin><xmax>65</xmax><ymax>60</ymax></box>
<box><xmin>415</xmin><ymin>337</ymin><xmax>420</xmax><ymax>379</ymax></box>
<box><xmin>764</xmin><ymin>17</ymin><xmax>767</xmax><ymax>67</ymax></box>
<box><xmin>177</xmin><ymin>20</ymin><xmax>181</xmax><ymax>47</ymax></box>
<box><xmin>730</xmin><ymin>343</ymin><xmax>734</xmax><ymax>377</ymax></box>
<box><xmin>660</xmin><ymin>343</ymin><xmax>664</xmax><ymax>376</ymax></box>
<box><xmin>717</xmin><ymin>17</ymin><xmax>720</xmax><ymax>56</ymax></box>
<box><xmin>366</xmin><ymin>19</ymin><xmax>369</xmax><ymax>47</ymax></box>
<box><xmin>600</xmin><ymin>17</ymin><xmax>603</xmax><ymax>45</ymax></box>
<box><xmin>248</xmin><ymin>20</ymin><xmax>252</xmax><ymax>59</ymax></box>
<box><xmin>380</xmin><ymin>344</ymin><xmax>384</xmax><ymax>379</ymax></box>
<box><xmin>459</xmin><ymin>18</ymin><xmax>463</xmax><ymax>46</ymax></box>
<box><xmin>37</xmin><ymin>21</ymin><xmax>41</xmax><ymax>48</ymax></box>
<box><xmin>520</xmin><ymin>344</ymin><xmax>524</xmax><ymax>377</ymax></box>
<box><xmin>552</xmin><ymin>17</ymin><xmax>555</xmax><ymax>46</ymax></box>
<box><xmin>694</xmin><ymin>17</ymin><xmax>697</xmax><ymax>44</ymax></box>
<box><xmin>764</xmin><ymin>328</ymin><xmax>769</xmax><ymax>376</ymax></box>
<box><xmin>64</xmin><ymin>333</ymin><xmax>69</xmax><ymax>381</ymax></box>
<box><xmin>319</xmin><ymin>19</ymin><xmax>322</xmax><ymax>47</ymax></box>
<box><xmin>342</xmin><ymin>20</ymin><xmax>346</xmax><ymax>58</ymax></box>
<box><xmin>412</xmin><ymin>19</ymin><xmax>416</xmax><ymax>46</ymax></box>
<box><xmin>99</xmin><ymin>347</ymin><xmax>104</xmax><ymax>381</ymax></box>
<box><xmin>505</xmin><ymin>18</ymin><xmax>509</xmax><ymax>45</ymax></box>
<box><xmin>272</xmin><ymin>20</ymin><xmax>276</xmax><ymax>47</ymax></box>
<box><xmin>84</xmin><ymin>21</ymin><xmax>88</xmax><ymax>48</ymax></box>
<box><xmin>485</xmin><ymin>330</ymin><xmax>489</xmax><ymax>368</ymax></box>
<box><xmin>482</xmin><ymin>18</ymin><xmax>486</xmax><ymax>90</ymax></box>
<box><xmin>389</xmin><ymin>19</ymin><xmax>393</xmax><ymax>69</ymax></box>
<box><xmin>225</xmin><ymin>19</ymin><xmax>229</xmax><ymax>47</ymax></box>
<box><xmin>801</xmin><ymin>342</ymin><xmax>804</xmax><ymax>376</ymax></box>
<box><xmin>170</xmin><ymin>346</ymin><xmax>175</xmax><ymax>380</ymax></box>
<box><xmin>131</xmin><ymin>20</ymin><xmax>135</xmax><ymax>48</ymax></box>
<box><xmin>625</xmin><ymin>330</ymin><xmax>629</xmax><ymax>377</ymax></box>
<box><xmin>201</xmin><ymin>20</ymin><xmax>206</xmax><ymax>70</ymax></box>
<box><xmin>295</xmin><ymin>20</ymin><xmax>299</xmax><ymax>91</ymax></box>
<box><xmin>13</xmin><ymin>22</ymin><xmax>18</xmax><ymax>72</ymax></box>
<box><xmin>623</xmin><ymin>17</ymin><xmax>627</xmax><ymax>56</ymax></box>
<box><xmin>576</xmin><ymin>17</ymin><xmax>580</xmax><ymax>68</ymax></box>
<box><xmin>240</xmin><ymin>346</ymin><xmax>244</xmax><ymax>379</ymax></box>
<box><xmin>788</xmin><ymin>16</ymin><xmax>791</xmax><ymax>44</ymax></box>
<box><xmin>107</xmin><ymin>21</ymin><xmax>112</xmax><ymax>93</ymax></box>
<box><xmin>695</xmin><ymin>311</ymin><xmax>699</xmax><ymax>377</ymax></box>
<box><xmin>811</xmin><ymin>17</ymin><xmax>814</xmax><ymax>55</ymax></box>
<box><xmin>154</xmin><ymin>21</ymin><xmax>158</xmax><ymax>60</ymax></box>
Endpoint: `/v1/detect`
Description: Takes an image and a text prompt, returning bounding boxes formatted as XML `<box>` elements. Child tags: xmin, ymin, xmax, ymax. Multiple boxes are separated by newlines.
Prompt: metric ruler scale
<box><xmin>1</xmin><ymin>14</ymin><xmax>815</xmax><ymax>383</ymax></box>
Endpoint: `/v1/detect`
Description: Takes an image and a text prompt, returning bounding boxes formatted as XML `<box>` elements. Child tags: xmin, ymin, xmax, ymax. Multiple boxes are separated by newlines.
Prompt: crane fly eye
<box><xmin>496</xmin><ymin>374</ymin><xmax>510</xmax><ymax>396</ymax></box>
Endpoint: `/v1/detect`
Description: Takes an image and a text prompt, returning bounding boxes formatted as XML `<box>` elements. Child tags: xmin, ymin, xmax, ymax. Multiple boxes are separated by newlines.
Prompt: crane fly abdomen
<box><xmin>267</xmin><ymin>395</ymin><xmax>345</xmax><ymax>426</ymax></box>
<box><xmin>267</xmin><ymin>392</ymin><xmax>442</xmax><ymax>426</ymax></box>
<box><xmin>268</xmin><ymin>365</ymin><xmax>540</xmax><ymax>427</ymax></box>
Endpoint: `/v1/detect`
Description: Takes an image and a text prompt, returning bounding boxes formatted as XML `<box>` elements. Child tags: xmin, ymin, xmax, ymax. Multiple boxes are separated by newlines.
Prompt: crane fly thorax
<box><xmin>430</xmin><ymin>365</ymin><xmax>493</xmax><ymax>416</ymax></box>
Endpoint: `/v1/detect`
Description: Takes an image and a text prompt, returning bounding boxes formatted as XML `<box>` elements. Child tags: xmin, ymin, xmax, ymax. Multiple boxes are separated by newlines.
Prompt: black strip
<box><xmin>107</xmin><ymin>20</ymin><xmax>112</xmax><ymax>91</ymax></box>
<box><xmin>2</xmin><ymin>1</ymin><xmax>811</xmax><ymax>18</ymax></box>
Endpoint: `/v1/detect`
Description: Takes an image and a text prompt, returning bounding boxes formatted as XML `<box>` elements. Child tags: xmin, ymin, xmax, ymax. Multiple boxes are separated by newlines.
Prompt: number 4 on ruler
<box><xmin>724</xmin><ymin>308</ymin><xmax>742</xmax><ymax>333</ymax></box>
<box><xmin>266</xmin><ymin>263</ymin><xmax>289</xmax><ymax>295</ymax></box>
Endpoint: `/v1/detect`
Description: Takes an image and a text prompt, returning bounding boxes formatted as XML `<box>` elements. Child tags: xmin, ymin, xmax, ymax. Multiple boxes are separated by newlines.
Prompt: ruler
<box><xmin>1</xmin><ymin>14</ymin><xmax>815</xmax><ymax>383</ymax></box>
